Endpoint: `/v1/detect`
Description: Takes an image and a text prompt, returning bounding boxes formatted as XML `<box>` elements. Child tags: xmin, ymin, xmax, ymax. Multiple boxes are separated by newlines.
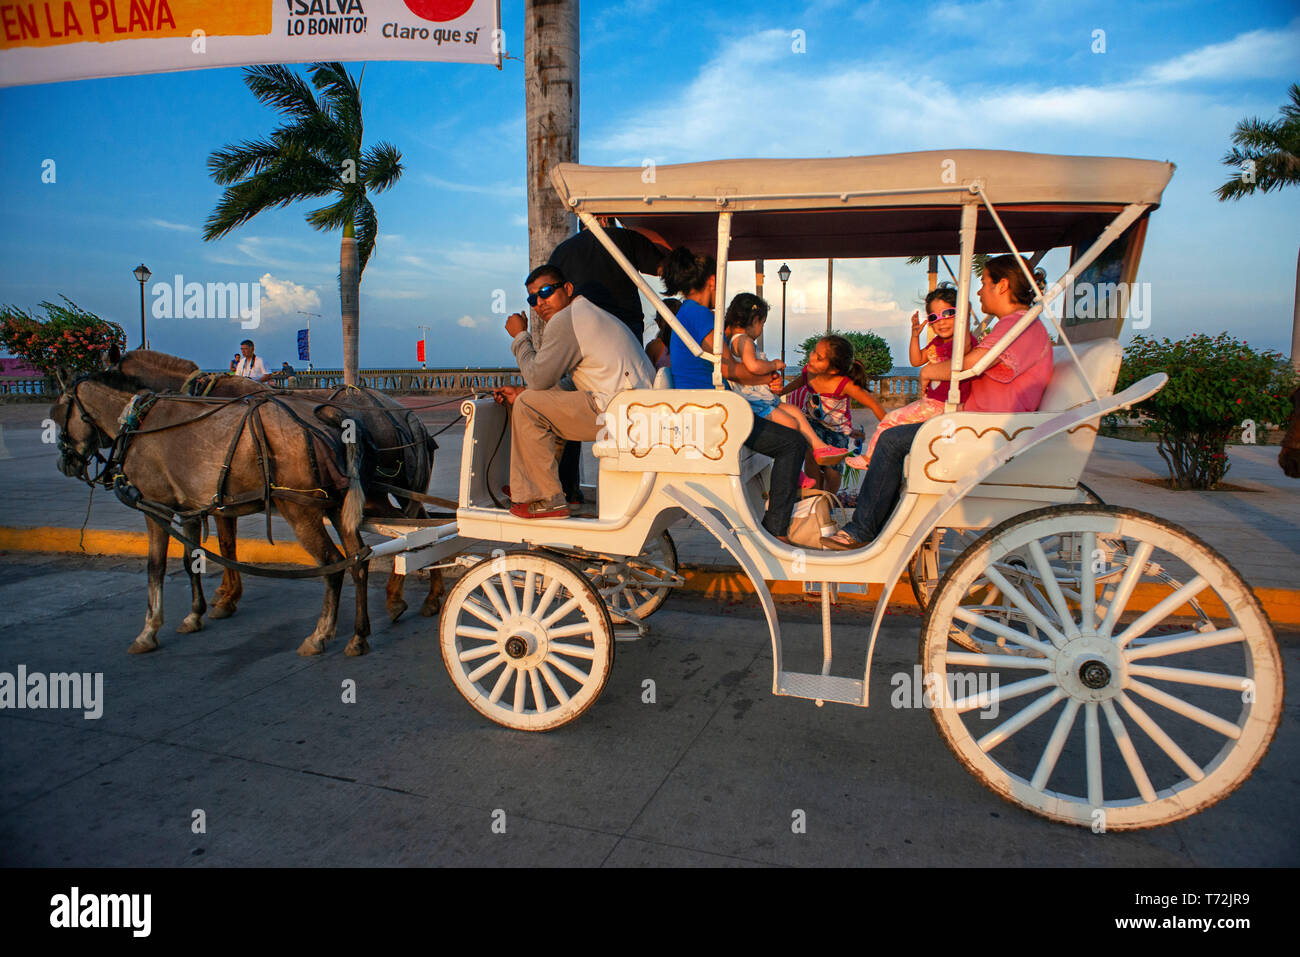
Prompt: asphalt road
<box><xmin>0</xmin><ymin>551</ymin><xmax>1295</xmax><ymax>867</ymax></box>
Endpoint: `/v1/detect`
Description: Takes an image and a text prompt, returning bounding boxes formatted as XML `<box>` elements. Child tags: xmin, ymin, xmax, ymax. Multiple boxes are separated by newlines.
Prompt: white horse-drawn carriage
<box><xmin>364</xmin><ymin>150</ymin><xmax>1282</xmax><ymax>830</ymax></box>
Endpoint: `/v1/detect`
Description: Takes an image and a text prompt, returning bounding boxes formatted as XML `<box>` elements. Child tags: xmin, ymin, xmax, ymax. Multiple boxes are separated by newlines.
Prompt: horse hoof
<box><xmin>128</xmin><ymin>637</ymin><xmax>159</xmax><ymax>654</ymax></box>
<box><xmin>176</xmin><ymin>616</ymin><xmax>204</xmax><ymax>634</ymax></box>
<box><xmin>419</xmin><ymin>598</ymin><xmax>443</xmax><ymax>618</ymax></box>
<box><xmin>387</xmin><ymin>599</ymin><xmax>408</xmax><ymax>623</ymax></box>
<box><xmin>344</xmin><ymin>635</ymin><xmax>370</xmax><ymax>657</ymax></box>
<box><xmin>209</xmin><ymin>603</ymin><xmax>236</xmax><ymax>620</ymax></box>
<box><xmin>297</xmin><ymin>637</ymin><xmax>327</xmax><ymax>656</ymax></box>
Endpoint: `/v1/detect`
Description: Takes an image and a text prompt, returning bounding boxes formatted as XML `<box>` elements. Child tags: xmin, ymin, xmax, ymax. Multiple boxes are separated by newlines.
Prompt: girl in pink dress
<box><xmin>846</xmin><ymin>285</ymin><xmax>974</xmax><ymax>468</ymax></box>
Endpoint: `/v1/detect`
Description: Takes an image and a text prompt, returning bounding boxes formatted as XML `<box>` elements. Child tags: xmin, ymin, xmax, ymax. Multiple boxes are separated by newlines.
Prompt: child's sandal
<box><xmin>813</xmin><ymin>446</ymin><xmax>848</xmax><ymax>465</ymax></box>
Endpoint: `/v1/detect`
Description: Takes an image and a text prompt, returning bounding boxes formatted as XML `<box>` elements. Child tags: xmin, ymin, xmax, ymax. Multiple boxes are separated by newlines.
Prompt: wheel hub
<box><xmin>1055</xmin><ymin>634</ymin><xmax>1125</xmax><ymax>701</ymax></box>
<box><xmin>497</xmin><ymin>617</ymin><xmax>546</xmax><ymax>668</ymax></box>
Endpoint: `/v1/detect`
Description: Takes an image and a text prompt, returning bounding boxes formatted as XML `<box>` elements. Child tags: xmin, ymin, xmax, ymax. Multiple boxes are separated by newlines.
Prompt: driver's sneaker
<box><xmin>510</xmin><ymin>498</ymin><xmax>570</xmax><ymax>520</ymax></box>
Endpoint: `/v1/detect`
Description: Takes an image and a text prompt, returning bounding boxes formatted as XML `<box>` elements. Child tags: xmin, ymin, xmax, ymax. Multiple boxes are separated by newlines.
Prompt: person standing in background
<box><xmin>233</xmin><ymin>339</ymin><xmax>272</xmax><ymax>382</ymax></box>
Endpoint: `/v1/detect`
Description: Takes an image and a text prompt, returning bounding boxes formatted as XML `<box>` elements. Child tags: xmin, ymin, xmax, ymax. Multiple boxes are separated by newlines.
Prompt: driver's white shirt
<box><xmin>235</xmin><ymin>355</ymin><xmax>268</xmax><ymax>379</ymax></box>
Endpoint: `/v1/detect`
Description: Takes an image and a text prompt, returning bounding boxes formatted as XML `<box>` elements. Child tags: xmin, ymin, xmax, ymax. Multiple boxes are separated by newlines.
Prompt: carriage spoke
<box><xmin>513</xmin><ymin>668</ymin><xmax>526</xmax><ymax>713</ymax></box>
<box><xmin>944</xmin><ymin>651</ymin><xmax>1054</xmax><ymax>670</ymax></box>
<box><xmin>1115</xmin><ymin>576</ymin><xmax>1208</xmax><ymax>649</ymax></box>
<box><xmin>455</xmin><ymin>625</ymin><xmax>497</xmax><ymax>641</ymax></box>
<box><xmin>541</xmin><ymin>595</ymin><xmax>582</xmax><ymax>628</ymax></box>
<box><xmin>1128</xmin><ymin>679</ymin><xmax>1241</xmax><ymax>739</ymax></box>
<box><xmin>549</xmin><ymin>640</ymin><xmax>596</xmax><ymax>660</ymax></box>
<box><xmin>520</xmin><ymin>570</ymin><xmax>537</xmax><ymax>616</ymax></box>
<box><xmin>1116</xmin><ymin>692</ymin><xmax>1205</xmax><ymax>781</ymax></box>
<box><xmin>976</xmin><ymin>688</ymin><xmax>1063</xmax><ymax>750</ymax></box>
<box><xmin>1079</xmin><ymin>532</ymin><xmax>1098</xmax><ymax>632</ymax></box>
<box><xmin>1124</xmin><ymin>627</ymin><xmax>1245</xmax><ymax>661</ymax></box>
<box><xmin>532</xmin><ymin>578</ymin><xmax>562</xmax><ymax>623</ymax></box>
<box><xmin>1128</xmin><ymin>664</ymin><xmax>1250</xmax><ymax>691</ymax></box>
<box><xmin>479</xmin><ymin>578</ymin><xmax>510</xmax><ymax>621</ymax></box>
<box><xmin>959</xmin><ymin>672</ymin><xmax>1057</xmax><ymax>714</ymax></box>
<box><xmin>529</xmin><ymin>669</ymin><xmax>548</xmax><ymax>714</ymax></box>
<box><xmin>487</xmin><ymin>664</ymin><xmax>513</xmax><ymax>703</ymax></box>
<box><xmin>953</xmin><ymin>607</ymin><xmax>1055</xmax><ymax>657</ymax></box>
<box><xmin>973</xmin><ymin>566</ymin><xmax>1066</xmax><ymax>647</ymax></box>
<box><xmin>548</xmin><ymin>622</ymin><xmax>597</xmax><ymax>640</ymax></box>
<box><xmin>1098</xmin><ymin>541</ymin><xmax>1154</xmax><ymax>639</ymax></box>
<box><xmin>458</xmin><ymin>642</ymin><xmax>500</xmax><ymax>662</ymax></box>
<box><xmin>1101</xmin><ymin>699</ymin><xmax>1157</xmax><ymax>803</ymax></box>
<box><xmin>546</xmin><ymin>653</ymin><xmax>590</xmax><ymax>683</ymax></box>
<box><xmin>539</xmin><ymin>662</ymin><xmax>570</xmax><ymax>704</ymax></box>
<box><xmin>1031</xmin><ymin>698</ymin><xmax>1081</xmax><ymax>790</ymax></box>
<box><xmin>1026</xmin><ymin>539</ymin><xmax>1080</xmax><ymax>640</ymax></box>
<box><xmin>499</xmin><ymin>570</ymin><xmax>521</xmax><ymax>617</ymax></box>
<box><xmin>1085</xmin><ymin>702</ymin><xmax>1103</xmax><ymax>808</ymax></box>
<box><xmin>462</xmin><ymin>597</ymin><xmax>503</xmax><ymax>629</ymax></box>
<box><xmin>467</xmin><ymin>654</ymin><xmax>506</xmax><ymax>684</ymax></box>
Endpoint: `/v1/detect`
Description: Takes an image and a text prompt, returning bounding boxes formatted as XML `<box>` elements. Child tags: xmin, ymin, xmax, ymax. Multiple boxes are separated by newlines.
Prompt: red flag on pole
<box><xmin>417</xmin><ymin>339</ymin><xmax>426</xmax><ymax>363</ymax></box>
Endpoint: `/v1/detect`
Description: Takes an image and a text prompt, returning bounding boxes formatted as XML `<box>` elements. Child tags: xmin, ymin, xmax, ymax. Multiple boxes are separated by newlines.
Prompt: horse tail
<box><xmin>343</xmin><ymin>438</ymin><xmax>365</xmax><ymax>542</ymax></box>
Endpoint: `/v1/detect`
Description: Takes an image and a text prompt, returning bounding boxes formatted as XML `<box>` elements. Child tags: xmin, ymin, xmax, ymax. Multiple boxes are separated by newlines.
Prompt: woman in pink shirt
<box><xmin>919</xmin><ymin>255</ymin><xmax>1053</xmax><ymax>412</ymax></box>
<box><xmin>823</xmin><ymin>255</ymin><xmax>1053</xmax><ymax>549</ymax></box>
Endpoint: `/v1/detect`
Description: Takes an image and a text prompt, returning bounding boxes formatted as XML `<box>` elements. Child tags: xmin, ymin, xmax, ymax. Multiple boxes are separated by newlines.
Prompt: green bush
<box><xmin>1115</xmin><ymin>332</ymin><xmax>1298</xmax><ymax>489</ymax></box>
<box><xmin>795</xmin><ymin>329</ymin><xmax>893</xmax><ymax>376</ymax></box>
<box><xmin>0</xmin><ymin>297</ymin><xmax>126</xmax><ymax>383</ymax></box>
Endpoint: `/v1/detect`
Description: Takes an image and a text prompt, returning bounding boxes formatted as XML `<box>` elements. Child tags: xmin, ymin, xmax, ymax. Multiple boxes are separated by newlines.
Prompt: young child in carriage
<box><xmin>844</xmin><ymin>284</ymin><xmax>974</xmax><ymax>469</ymax></box>
<box><xmin>724</xmin><ymin>293</ymin><xmax>851</xmax><ymax>466</ymax></box>
<box><xmin>780</xmin><ymin>334</ymin><xmax>887</xmax><ymax>490</ymax></box>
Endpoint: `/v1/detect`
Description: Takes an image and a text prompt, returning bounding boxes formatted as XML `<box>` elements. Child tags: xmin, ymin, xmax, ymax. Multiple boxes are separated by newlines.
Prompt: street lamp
<box><xmin>778</xmin><ymin>263</ymin><xmax>791</xmax><ymax>367</ymax></box>
<box><xmin>132</xmin><ymin>264</ymin><xmax>151</xmax><ymax>349</ymax></box>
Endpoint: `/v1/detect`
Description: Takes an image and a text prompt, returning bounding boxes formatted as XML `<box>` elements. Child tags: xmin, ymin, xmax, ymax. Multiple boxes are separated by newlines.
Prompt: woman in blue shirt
<box><xmin>660</xmin><ymin>246</ymin><xmax>807</xmax><ymax>542</ymax></box>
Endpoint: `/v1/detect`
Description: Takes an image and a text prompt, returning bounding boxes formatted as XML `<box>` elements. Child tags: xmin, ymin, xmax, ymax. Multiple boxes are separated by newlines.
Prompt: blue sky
<box><xmin>1</xmin><ymin>0</ymin><xmax>1297</xmax><ymax>371</ymax></box>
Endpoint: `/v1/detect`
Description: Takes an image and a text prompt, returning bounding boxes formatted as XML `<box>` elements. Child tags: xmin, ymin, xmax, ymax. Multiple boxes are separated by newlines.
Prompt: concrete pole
<box><xmin>1292</xmin><ymin>243</ymin><xmax>1300</xmax><ymax>372</ymax></box>
<box><xmin>525</xmin><ymin>0</ymin><xmax>579</xmax><ymax>338</ymax></box>
<box><xmin>826</xmin><ymin>258</ymin><xmax>833</xmax><ymax>332</ymax></box>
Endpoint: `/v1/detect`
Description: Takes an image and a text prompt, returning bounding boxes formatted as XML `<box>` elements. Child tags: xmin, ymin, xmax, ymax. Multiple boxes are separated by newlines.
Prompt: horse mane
<box><xmin>120</xmin><ymin>349</ymin><xmax>200</xmax><ymax>382</ymax></box>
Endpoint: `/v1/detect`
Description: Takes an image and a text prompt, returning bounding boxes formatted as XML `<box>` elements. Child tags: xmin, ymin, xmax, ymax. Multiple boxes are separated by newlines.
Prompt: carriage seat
<box><xmin>902</xmin><ymin>337</ymin><xmax>1122</xmax><ymax>498</ymax></box>
<box><xmin>594</xmin><ymin>388</ymin><xmax>755</xmax><ymax>475</ymax></box>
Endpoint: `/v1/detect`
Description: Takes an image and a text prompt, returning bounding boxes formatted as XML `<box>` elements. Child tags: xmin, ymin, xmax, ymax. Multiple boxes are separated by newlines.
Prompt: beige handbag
<box><xmin>787</xmin><ymin>489</ymin><xmax>841</xmax><ymax>548</ymax></box>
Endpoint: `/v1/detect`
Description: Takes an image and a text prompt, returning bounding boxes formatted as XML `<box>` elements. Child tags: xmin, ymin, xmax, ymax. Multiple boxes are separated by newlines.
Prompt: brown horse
<box><xmin>1280</xmin><ymin>385</ymin><xmax>1300</xmax><ymax>478</ymax></box>
<box><xmin>53</xmin><ymin>368</ymin><xmax>373</xmax><ymax>657</ymax></box>
<box><xmin>114</xmin><ymin>349</ymin><xmax>445</xmax><ymax>622</ymax></box>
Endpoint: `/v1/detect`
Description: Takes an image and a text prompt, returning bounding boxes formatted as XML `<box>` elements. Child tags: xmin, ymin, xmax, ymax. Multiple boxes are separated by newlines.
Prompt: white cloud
<box><xmin>1140</xmin><ymin>23</ymin><xmax>1300</xmax><ymax>84</ymax></box>
<box><xmin>422</xmin><ymin>174</ymin><xmax>525</xmax><ymax>198</ymax></box>
<box><xmin>148</xmin><ymin>218</ymin><xmax>198</xmax><ymax>232</ymax></box>
<box><xmin>258</xmin><ymin>273</ymin><xmax>321</xmax><ymax>319</ymax></box>
<box><xmin>457</xmin><ymin>315</ymin><xmax>478</xmax><ymax>328</ymax></box>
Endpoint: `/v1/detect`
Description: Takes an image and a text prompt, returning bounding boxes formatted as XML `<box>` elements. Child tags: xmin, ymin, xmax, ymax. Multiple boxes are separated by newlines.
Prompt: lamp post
<box><xmin>778</xmin><ymin>263</ymin><xmax>791</xmax><ymax>367</ymax></box>
<box><xmin>132</xmin><ymin>264</ymin><xmax>151</xmax><ymax>349</ymax></box>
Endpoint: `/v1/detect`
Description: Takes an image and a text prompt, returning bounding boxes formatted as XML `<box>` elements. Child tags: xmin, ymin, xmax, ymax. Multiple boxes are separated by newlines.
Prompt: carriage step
<box><xmin>776</xmin><ymin>671</ymin><xmax>865</xmax><ymax>706</ymax></box>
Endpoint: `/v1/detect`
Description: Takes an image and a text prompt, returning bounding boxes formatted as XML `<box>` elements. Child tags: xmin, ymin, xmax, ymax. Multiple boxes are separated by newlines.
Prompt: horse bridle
<box><xmin>56</xmin><ymin>375</ymin><xmax>115</xmax><ymax>487</ymax></box>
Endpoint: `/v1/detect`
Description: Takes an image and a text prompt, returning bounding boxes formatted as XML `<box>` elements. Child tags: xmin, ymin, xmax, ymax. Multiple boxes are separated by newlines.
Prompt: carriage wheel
<box><xmin>439</xmin><ymin>553</ymin><xmax>614</xmax><ymax>731</ymax></box>
<box><xmin>921</xmin><ymin>504</ymin><xmax>1283</xmax><ymax>829</ymax></box>
<box><xmin>586</xmin><ymin>531</ymin><xmax>681</xmax><ymax>622</ymax></box>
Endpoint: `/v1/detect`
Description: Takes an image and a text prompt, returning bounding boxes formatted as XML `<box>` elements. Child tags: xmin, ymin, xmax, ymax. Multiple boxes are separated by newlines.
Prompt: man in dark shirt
<box><xmin>547</xmin><ymin>217</ymin><xmax>667</xmax><ymax>341</ymax></box>
<box><xmin>546</xmin><ymin>217</ymin><xmax>667</xmax><ymax>504</ymax></box>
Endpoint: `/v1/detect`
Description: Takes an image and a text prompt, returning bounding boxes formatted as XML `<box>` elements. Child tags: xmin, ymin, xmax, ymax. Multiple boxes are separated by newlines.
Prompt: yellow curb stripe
<box><xmin>2</xmin><ymin>526</ymin><xmax>1296</xmax><ymax>627</ymax></box>
<box><xmin>0</xmin><ymin>526</ymin><xmax>315</xmax><ymax>565</ymax></box>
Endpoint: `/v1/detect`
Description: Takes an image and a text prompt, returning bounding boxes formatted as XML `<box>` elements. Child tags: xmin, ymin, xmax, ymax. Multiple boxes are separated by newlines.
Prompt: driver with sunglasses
<box><xmin>493</xmin><ymin>265</ymin><xmax>654</xmax><ymax>519</ymax></box>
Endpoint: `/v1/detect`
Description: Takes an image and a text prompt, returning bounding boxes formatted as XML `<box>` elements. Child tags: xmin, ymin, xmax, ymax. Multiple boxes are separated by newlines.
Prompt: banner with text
<box><xmin>1</xmin><ymin>0</ymin><xmax>501</xmax><ymax>87</ymax></box>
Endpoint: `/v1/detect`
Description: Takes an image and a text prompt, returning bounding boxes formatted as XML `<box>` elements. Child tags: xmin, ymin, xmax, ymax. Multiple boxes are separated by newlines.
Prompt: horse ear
<box><xmin>107</xmin><ymin>343</ymin><xmax>122</xmax><ymax>366</ymax></box>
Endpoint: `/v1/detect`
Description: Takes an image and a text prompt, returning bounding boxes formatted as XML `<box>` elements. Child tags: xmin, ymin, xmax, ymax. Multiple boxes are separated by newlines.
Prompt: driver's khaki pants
<box><xmin>509</xmin><ymin>388</ymin><xmax>601</xmax><ymax>505</ymax></box>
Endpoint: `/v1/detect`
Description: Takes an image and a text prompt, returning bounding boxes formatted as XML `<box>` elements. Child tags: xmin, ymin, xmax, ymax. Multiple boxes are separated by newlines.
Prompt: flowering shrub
<box><xmin>1116</xmin><ymin>332</ymin><xmax>1298</xmax><ymax>489</ymax></box>
<box><xmin>0</xmin><ymin>297</ymin><xmax>126</xmax><ymax>384</ymax></box>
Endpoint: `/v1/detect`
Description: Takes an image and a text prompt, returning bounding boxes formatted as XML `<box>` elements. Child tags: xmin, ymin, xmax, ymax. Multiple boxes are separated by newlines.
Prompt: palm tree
<box><xmin>1216</xmin><ymin>82</ymin><xmax>1300</xmax><ymax>370</ymax></box>
<box><xmin>204</xmin><ymin>62</ymin><xmax>403</xmax><ymax>386</ymax></box>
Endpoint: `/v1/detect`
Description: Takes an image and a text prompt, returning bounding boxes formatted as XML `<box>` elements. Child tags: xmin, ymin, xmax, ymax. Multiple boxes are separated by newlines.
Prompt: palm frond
<box><xmin>243</xmin><ymin>64</ymin><xmax>321</xmax><ymax>120</ymax></box>
<box><xmin>361</xmin><ymin>142</ymin><xmax>403</xmax><ymax>193</ymax></box>
<box><xmin>204</xmin><ymin>158</ymin><xmax>341</xmax><ymax>240</ymax></box>
<box><xmin>354</xmin><ymin>199</ymin><xmax>379</xmax><ymax>275</ymax></box>
<box><xmin>305</xmin><ymin>193</ymin><xmax>359</xmax><ymax>234</ymax></box>
<box><xmin>206</xmin><ymin>137</ymin><xmax>285</xmax><ymax>185</ymax></box>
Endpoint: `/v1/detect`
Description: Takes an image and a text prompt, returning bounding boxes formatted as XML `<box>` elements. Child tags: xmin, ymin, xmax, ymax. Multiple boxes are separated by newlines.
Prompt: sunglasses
<box><xmin>926</xmin><ymin>308</ymin><xmax>958</xmax><ymax>323</ymax></box>
<box><xmin>526</xmin><ymin>283</ymin><xmax>564</xmax><ymax>306</ymax></box>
